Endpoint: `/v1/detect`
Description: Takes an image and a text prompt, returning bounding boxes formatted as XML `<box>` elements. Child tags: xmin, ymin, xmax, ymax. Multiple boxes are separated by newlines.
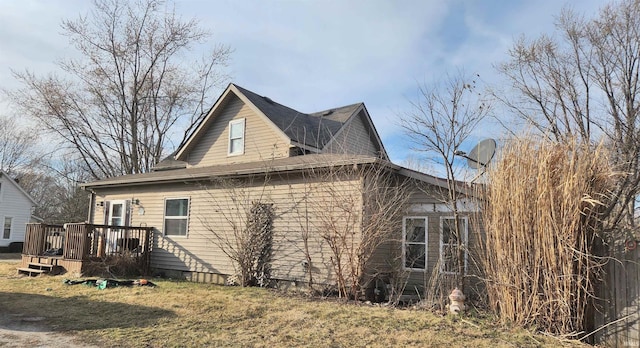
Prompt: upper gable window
<box><xmin>228</xmin><ymin>118</ymin><xmax>245</xmax><ymax>156</ymax></box>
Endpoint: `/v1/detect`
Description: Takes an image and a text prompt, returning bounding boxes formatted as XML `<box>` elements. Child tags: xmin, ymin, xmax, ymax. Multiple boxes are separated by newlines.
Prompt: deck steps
<box><xmin>17</xmin><ymin>262</ymin><xmax>62</xmax><ymax>277</ymax></box>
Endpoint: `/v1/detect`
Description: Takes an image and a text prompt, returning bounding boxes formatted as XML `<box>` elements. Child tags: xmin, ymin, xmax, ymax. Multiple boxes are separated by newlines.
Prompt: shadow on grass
<box><xmin>0</xmin><ymin>253</ymin><xmax>21</xmax><ymax>260</ymax></box>
<box><xmin>0</xmin><ymin>291</ymin><xmax>176</xmax><ymax>332</ymax></box>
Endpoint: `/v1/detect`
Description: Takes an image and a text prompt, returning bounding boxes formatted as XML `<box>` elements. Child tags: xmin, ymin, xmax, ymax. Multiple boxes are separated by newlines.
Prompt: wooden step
<box><xmin>17</xmin><ymin>267</ymin><xmax>47</xmax><ymax>277</ymax></box>
<box><xmin>27</xmin><ymin>262</ymin><xmax>55</xmax><ymax>271</ymax></box>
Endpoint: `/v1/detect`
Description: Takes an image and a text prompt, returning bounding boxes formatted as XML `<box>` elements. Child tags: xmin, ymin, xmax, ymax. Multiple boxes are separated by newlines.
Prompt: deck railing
<box><xmin>23</xmin><ymin>223</ymin><xmax>153</xmax><ymax>263</ymax></box>
<box><xmin>23</xmin><ymin>224</ymin><xmax>66</xmax><ymax>256</ymax></box>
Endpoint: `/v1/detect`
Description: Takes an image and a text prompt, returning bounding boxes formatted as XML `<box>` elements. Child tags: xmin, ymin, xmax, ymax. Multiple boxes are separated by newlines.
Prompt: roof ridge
<box><xmin>309</xmin><ymin>102</ymin><xmax>363</xmax><ymax>116</ymax></box>
<box><xmin>233</xmin><ymin>83</ymin><xmax>360</xmax><ymax>117</ymax></box>
<box><xmin>232</xmin><ymin>83</ymin><xmax>308</xmax><ymax>116</ymax></box>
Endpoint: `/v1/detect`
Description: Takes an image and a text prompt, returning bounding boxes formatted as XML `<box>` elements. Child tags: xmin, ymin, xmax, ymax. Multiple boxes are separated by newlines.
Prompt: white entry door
<box><xmin>108</xmin><ymin>201</ymin><xmax>126</xmax><ymax>226</ymax></box>
<box><xmin>106</xmin><ymin>200</ymin><xmax>126</xmax><ymax>253</ymax></box>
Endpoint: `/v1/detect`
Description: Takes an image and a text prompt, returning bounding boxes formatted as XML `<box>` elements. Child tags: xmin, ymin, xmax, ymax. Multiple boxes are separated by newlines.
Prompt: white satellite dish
<box><xmin>465</xmin><ymin>138</ymin><xmax>496</xmax><ymax>169</ymax></box>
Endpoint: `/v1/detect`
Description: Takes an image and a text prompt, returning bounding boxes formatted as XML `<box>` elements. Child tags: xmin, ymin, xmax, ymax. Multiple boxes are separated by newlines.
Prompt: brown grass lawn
<box><xmin>0</xmin><ymin>261</ymin><xmax>587</xmax><ymax>348</ymax></box>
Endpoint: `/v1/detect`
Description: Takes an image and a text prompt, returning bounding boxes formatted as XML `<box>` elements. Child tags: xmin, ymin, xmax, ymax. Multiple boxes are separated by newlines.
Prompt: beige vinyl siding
<box><xmin>324</xmin><ymin>110</ymin><xmax>379</xmax><ymax>156</ymax></box>
<box><xmin>187</xmin><ymin>95</ymin><xmax>290</xmax><ymax>167</ymax></box>
<box><xmin>91</xmin><ymin>173</ymin><xmax>363</xmax><ymax>285</ymax></box>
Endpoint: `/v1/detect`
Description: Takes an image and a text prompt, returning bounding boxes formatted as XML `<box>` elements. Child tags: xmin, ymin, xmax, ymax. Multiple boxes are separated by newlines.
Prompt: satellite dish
<box><xmin>466</xmin><ymin>138</ymin><xmax>496</xmax><ymax>169</ymax></box>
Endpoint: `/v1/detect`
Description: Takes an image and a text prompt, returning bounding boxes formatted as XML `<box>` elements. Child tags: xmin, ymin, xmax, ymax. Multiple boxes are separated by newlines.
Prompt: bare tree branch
<box><xmin>5</xmin><ymin>0</ymin><xmax>231</xmax><ymax>179</ymax></box>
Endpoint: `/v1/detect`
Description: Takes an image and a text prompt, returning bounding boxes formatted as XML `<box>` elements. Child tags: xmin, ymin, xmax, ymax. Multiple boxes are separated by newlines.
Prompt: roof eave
<box><xmin>289</xmin><ymin>141</ymin><xmax>321</xmax><ymax>153</ymax></box>
<box><xmin>320</xmin><ymin>103</ymin><xmax>390</xmax><ymax>160</ymax></box>
<box><xmin>0</xmin><ymin>171</ymin><xmax>37</xmax><ymax>205</ymax></box>
<box><xmin>174</xmin><ymin>83</ymin><xmax>234</xmax><ymax>160</ymax></box>
<box><xmin>81</xmin><ymin>155</ymin><xmax>381</xmax><ymax>190</ymax></box>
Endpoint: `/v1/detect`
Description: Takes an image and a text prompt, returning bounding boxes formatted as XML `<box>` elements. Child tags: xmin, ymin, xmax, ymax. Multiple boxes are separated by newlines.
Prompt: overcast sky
<box><xmin>0</xmin><ymin>0</ymin><xmax>605</xmax><ymax>166</ymax></box>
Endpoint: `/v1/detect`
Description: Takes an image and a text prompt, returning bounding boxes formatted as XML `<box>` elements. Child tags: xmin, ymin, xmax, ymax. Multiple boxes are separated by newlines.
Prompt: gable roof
<box><xmin>175</xmin><ymin>83</ymin><xmax>388</xmax><ymax>161</ymax></box>
<box><xmin>0</xmin><ymin>171</ymin><xmax>37</xmax><ymax>206</ymax></box>
<box><xmin>235</xmin><ymin>85</ymin><xmax>361</xmax><ymax>150</ymax></box>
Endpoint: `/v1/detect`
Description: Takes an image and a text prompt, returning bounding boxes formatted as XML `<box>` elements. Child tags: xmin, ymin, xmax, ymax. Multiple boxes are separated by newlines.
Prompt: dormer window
<box><xmin>228</xmin><ymin>118</ymin><xmax>245</xmax><ymax>156</ymax></box>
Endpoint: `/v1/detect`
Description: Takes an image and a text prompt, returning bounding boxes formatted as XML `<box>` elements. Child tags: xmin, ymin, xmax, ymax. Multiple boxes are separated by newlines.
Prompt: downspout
<box><xmin>87</xmin><ymin>189</ymin><xmax>96</xmax><ymax>223</ymax></box>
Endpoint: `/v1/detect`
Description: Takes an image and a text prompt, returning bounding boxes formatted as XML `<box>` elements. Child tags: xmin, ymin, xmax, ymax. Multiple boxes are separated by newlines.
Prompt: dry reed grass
<box><xmin>481</xmin><ymin>137</ymin><xmax>614</xmax><ymax>335</ymax></box>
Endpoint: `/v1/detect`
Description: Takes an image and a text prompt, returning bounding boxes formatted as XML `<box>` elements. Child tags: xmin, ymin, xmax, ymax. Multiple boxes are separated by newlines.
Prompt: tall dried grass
<box><xmin>481</xmin><ymin>137</ymin><xmax>614</xmax><ymax>335</ymax></box>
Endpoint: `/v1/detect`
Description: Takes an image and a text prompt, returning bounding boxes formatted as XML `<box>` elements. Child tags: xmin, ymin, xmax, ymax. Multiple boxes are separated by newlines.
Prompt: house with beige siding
<box><xmin>80</xmin><ymin>83</ymin><xmax>480</xmax><ymax>296</ymax></box>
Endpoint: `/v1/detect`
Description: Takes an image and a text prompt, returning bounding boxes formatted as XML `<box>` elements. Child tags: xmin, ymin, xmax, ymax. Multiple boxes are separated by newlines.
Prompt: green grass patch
<box><xmin>0</xmin><ymin>261</ymin><xmax>587</xmax><ymax>347</ymax></box>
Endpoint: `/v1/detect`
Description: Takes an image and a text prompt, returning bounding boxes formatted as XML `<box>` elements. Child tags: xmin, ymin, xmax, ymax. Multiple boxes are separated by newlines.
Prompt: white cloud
<box><xmin>0</xmin><ymin>0</ymin><xmax>607</xmax><ymax>164</ymax></box>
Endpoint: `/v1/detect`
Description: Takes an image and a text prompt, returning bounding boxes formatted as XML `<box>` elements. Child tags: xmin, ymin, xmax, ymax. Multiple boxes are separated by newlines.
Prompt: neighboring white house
<box><xmin>0</xmin><ymin>171</ymin><xmax>36</xmax><ymax>251</ymax></box>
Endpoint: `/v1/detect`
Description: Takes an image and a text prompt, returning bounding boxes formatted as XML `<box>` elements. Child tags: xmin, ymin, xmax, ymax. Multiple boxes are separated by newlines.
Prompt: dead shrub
<box><xmin>83</xmin><ymin>252</ymin><xmax>147</xmax><ymax>277</ymax></box>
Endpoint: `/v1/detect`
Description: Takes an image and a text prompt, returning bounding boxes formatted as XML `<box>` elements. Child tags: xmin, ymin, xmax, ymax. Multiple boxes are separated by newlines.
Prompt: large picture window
<box><xmin>440</xmin><ymin>217</ymin><xmax>468</xmax><ymax>274</ymax></box>
<box><xmin>228</xmin><ymin>118</ymin><xmax>245</xmax><ymax>156</ymax></box>
<box><xmin>403</xmin><ymin>217</ymin><xmax>427</xmax><ymax>270</ymax></box>
<box><xmin>164</xmin><ymin>198</ymin><xmax>189</xmax><ymax>236</ymax></box>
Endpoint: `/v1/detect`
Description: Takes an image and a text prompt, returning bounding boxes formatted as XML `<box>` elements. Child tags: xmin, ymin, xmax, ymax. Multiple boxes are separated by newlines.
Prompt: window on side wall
<box><xmin>440</xmin><ymin>217</ymin><xmax>468</xmax><ymax>274</ymax></box>
<box><xmin>228</xmin><ymin>118</ymin><xmax>245</xmax><ymax>156</ymax></box>
<box><xmin>2</xmin><ymin>217</ymin><xmax>12</xmax><ymax>239</ymax></box>
<box><xmin>164</xmin><ymin>198</ymin><xmax>189</xmax><ymax>236</ymax></box>
<box><xmin>403</xmin><ymin>217</ymin><xmax>427</xmax><ymax>270</ymax></box>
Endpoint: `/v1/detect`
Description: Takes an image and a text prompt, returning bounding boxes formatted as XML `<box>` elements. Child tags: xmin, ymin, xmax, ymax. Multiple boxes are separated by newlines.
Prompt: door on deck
<box><xmin>105</xmin><ymin>200</ymin><xmax>129</xmax><ymax>254</ymax></box>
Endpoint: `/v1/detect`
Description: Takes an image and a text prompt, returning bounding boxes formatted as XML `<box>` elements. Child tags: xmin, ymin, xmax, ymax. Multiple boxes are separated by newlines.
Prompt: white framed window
<box><xmin>440</xmin><ymin>216</ymin><xmax>468</xmax><ymax>274</ymax></box>
<box><xmin>403</xmin><ymin>216</ymin><xmax>428</xmax><ymax>270</ymax></box>
<box><xmin>164</xmin><ymin>198</ymin><xmax>189</xmax><ymax>236</ymax></box>
<box><xmin>228</xmin><ymin>118</ymin><xmax>245</xmax><ymax>156</ymax></box>
<box><xmin>2</xmin><ymin>217</ymin><xmax>12</xmax><ymax>239</ymax></box>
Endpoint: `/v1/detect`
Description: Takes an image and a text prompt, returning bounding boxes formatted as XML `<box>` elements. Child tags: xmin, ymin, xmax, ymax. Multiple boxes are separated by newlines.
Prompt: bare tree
<box><xmin>16</xmin><ymin>157</ymin><xmax>91</xmax><ymax>223</ymax></box>
<box><xmin>197</xmin><ymin>175</ymin><xmax>276</xmax><ymax>287</ymax></box>
<box><xmin>0</xmin><ymin>115</ymin><xmax>42</xmax><ymax>175</ymax></box>
<box><xmin>306</xmin><ymin>162</ymin><xmax>410</xmax><ymax>300</ymax></box>
<box><xmin>497</xmin><ymin>0</ymin><xmax>640</xmax><ymax>230</ymax></box>
<box><xmin>400</xmin><ymin>72</ymin><xmax>490</xmax><ymax>292</ymax></box>
<box><xmin>7</xmin><ymin>0</ymin><xmax>231</xmax><ymax>179</ymax></box>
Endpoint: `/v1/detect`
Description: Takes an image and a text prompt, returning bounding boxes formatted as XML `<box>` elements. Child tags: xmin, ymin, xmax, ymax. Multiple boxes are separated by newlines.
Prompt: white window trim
<box><xmin>228</xmin><ymin>118</ymin><xmax>246</xmax><ymax>156</ymax></box>
<box><xmin>402</xmin><ymin>216</ymin><xmax>428</xmax><ymax>271</ymax></box>
<box><xmin>2</xmin><ymin>216</ymin><xmax>12</xmax><ymax>240</ymax></box>
<box><xmin>439</xmin><ymin>216</ymin><xmax>469</xmax><ymax>275</ymax></box>
<box><xmin>163</xmin><ymin>197</ymin><xmax>190</xmax><ymax>237</ymax></box>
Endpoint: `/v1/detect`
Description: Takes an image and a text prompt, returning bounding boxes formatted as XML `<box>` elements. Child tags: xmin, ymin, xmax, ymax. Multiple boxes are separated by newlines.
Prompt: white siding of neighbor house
<box><xmin>324</xmin><ymin>110</ymin><xmax>380</xmax><ymax>157</ymax></box>
<box><xmin>0</xmin><ymin>177</ymin><xmax>34</xmax><ymax>247</ymax></box>
<box><xmin>91</xmin><ymin>172</ymin><xmax>363</xmax><ymax>285</ymax></box>
<box><xmin>186</xmin><ymin>94</ymin><xmax>291</xmax><ymax>167</ymax></box>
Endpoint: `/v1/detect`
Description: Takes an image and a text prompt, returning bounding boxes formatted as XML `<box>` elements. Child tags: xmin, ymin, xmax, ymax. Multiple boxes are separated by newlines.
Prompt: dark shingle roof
<box><xmin>234</xmin><ymin>85</ymin><xmax>362</xmax><ymax>149</ymax></box>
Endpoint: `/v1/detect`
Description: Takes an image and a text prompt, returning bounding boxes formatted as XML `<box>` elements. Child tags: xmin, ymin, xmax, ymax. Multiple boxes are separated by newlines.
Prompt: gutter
<box><xmin>80</xmin><ymin>157</ymin><xmax>382</xmax><ymax>190</ymax></box>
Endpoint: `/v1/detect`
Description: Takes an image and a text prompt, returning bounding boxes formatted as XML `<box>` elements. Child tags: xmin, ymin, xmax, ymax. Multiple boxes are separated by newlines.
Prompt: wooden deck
<box><xmin>21</xmin><ymin>223</ymin><xmax>154</xmax><ymax>276</ymax></box>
